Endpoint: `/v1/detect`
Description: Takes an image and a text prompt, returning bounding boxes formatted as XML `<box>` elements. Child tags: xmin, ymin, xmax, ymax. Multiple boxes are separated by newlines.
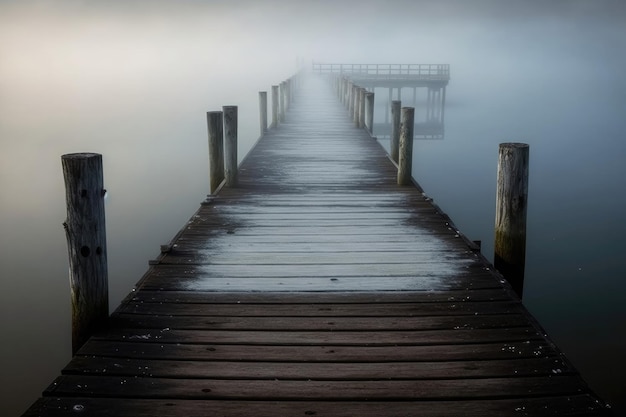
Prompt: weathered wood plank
<box><xmin>77</xmin><ymin>339</ymin><xmax>557</xmax><ymax>362</ymax></box>
<box><xmin>137</xmin><ymin>275</ymin><xmax>502</xmax><ymax>292</ymax></box>
<box><xmin>24</xmin><ymin>395</ymin><xmax>610</xmax><ymax>417</ymax></box>
<box><xmin>109</xmin><ymin>313</ymin><xmax>530</xmax><ymax>331</ymax></box>
<box><xmin>44</xmin><ymin>374</ymin><xmax>587</xmax><ymax>400</ymax></box>
<box><xmin>159</xmin><ymin>251</ymin><xmax>478</xmax><ymax>265</ymax></box>
<box><xmin>64</xmin><ymin>356</ymin><xmax>573</xmax><ymax>379</ymax></box>
<box><xmin>171</xmin><ymin>241</ymin><xmax>464</xmax><ymax>253</ymax></box>
<box><xmin>144</xmin><ymin>263</ymin><xmax>491</xmax><ymax>278</ymax></box>
<box><xmin>127</xmin><ymin>289</ymin><xmax>513</xmax><ymax>303</ymax></box>
<box><xmin>118</xmin><ymin>300</ymin><xmax>522</xmax><ymax>316</ymax></box>
<box><xmin>93</xmin><ymin>327</ymin><xmax>542</xmax><ymax>345</ymax></box>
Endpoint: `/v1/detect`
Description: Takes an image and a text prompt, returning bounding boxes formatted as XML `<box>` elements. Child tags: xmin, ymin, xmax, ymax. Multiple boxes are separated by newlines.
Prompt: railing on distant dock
<box><xmin>312</xmin><ymin>63</ymin><xmax>450</xmax><ymax>81</ymax></box>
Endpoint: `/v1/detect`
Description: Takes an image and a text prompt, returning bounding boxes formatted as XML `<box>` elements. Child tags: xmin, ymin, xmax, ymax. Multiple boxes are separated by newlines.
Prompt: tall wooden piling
<box><xmin>397</xmin><ymin>107</ymin><xmax>414</xmax><ymax>185</ymax></box>
<box><xmin>359</xmin><ymin>88</ymin><xmax>366</xmax><ymax>128</ymax></box>
<box><xmin>223</xmin><ymin>106</ymin><xmax>238</xmax><ymax>187</ymax></box>
<box><xmin>356</xmin><ymin>88</ymin><xmax>364</xmax><ymax>128</ymax></box>
<box><xmin>271</xmin><ymin>85</ymin><xmax>279</xmax><ymax>127</ymax></box>
<box><xmin>365</xmin><ymin>92</ymin><xmax>375</xmax><ymax>134</ymax></box>
<box><xmin>439</xmin><ymin>86</ymin><xmax>446</xmax><ymax>122</ymax></box>
<box><xmin>61</xmin><ymin>152</ymin><xmax>109</xmax><ymax>355</ymax></box>
<box><xmin>391</xmin><ymin>100</ymin><xmax>401</xmax><ymax>163</ymax></box>
<box><xmin>207</xmin><ymin>111</ymin><xmax>224</xmax><ymax>194</ymax></box>
<box><xmin>348</xmin><ymin>83</ymin><xmax>355</xmax><ymax>114</ymax></box>
<box><xmin>494</xmin><ymin>143</ymin><xmax>529</xmax><ymax>298</ymax></box>
<box><xmin>352</xmin><ymin>85</ymin><xmax>360</xmax><ymax>122</ymax></box>
<box><xmin>259</xmin><ymin>91</ymin><xmax>268</xmax><ymax>136</ymax></box>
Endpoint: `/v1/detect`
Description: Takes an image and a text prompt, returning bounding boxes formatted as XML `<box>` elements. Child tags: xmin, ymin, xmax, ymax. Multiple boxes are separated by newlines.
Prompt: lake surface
<box><xmin>1</xmin><ymin>1</ymin><xmax>625</xmax><ymax>415</ymax></box>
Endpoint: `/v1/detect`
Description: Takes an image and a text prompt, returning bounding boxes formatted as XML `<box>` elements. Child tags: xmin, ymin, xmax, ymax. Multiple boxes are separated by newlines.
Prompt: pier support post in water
<box><xmin>352</xmin><ymin>85</ymin><xmax>360</xmax><ymax>123</ymax></box>
<box><xmin>365</xmin><ymin>92</ymin><xmax>375</xmax><ymax>135</ymax></box>
<box><xmin>348</xmin><ymin>83</ymin><xmax>355</xmax><ymax>115</ymax></box>
<box><xmin>391</xmin><ymin>100</ymin><xmax>401</xmax><ymax>163</ymax></box>
<box><xmin>223</xmin><ymin>106</ymin><xmax>238</xmax><ymax>187</ymax></box>
<box><xmin>397</xmin><ymin>107</ymin><xmax>414</xmax><ymax>185</ymax></box>
<box><xmin>259</xmin><ymin>91</ymin><xmax>268</xmax><ymax>136</ymax></box>
<box><xmin>207</xmin><ymin>111</ymin><xmax>224</xmax><ymax>194</ymax></box>
<box><xmin>358</xmin><ymin>88</ymin><xmax>366</xmax><ymax>128</ymax></box>
<box><xmin>494</xmin><ymin>143</ymin><xmax>529</xmax><ymax>298</ymax></box>
<box><xmin>271</xmin><ymin>85</ymin><xmax>279</xmax><ymax>127</ymax></box>
<box><xmin>61</xmin><ymin>153</ymin><xmax>109</xmax><ymax>355</ymax></box>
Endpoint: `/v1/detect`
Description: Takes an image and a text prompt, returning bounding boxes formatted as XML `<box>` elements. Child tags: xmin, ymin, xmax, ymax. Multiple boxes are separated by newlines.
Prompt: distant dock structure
<box><xmin>313</xmin><ymin>62</ymin><xmax>449</xmax><ymax>139</ymax></box>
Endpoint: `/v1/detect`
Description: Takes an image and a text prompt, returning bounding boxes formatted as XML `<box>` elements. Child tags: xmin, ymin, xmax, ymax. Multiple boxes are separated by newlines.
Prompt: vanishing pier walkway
<box><xmin>24</xmin><ymin>74</ymin><xmax>608</xmax><ymax>416</ymax></box>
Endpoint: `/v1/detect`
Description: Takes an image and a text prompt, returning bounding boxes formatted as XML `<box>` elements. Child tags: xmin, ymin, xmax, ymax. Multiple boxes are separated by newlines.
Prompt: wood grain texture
<box><xmin>495</xmin><ymin>142</ymin><xmax>529</xmax><ymax>297</ymax></box>
<box><xmin>61</xmin><ymin>152</ymin><xmax>109</xmax><ymax>354</ymax></box>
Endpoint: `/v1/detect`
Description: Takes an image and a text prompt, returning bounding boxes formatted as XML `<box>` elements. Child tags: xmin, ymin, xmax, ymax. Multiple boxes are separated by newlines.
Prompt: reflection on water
<box><xmin>2</xmin><ymin>1</ymin><xmax>626</xmax><ymax>415</ymax></box>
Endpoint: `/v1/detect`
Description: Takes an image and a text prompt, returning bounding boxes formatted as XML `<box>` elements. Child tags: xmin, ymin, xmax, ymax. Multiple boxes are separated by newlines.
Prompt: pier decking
<box><xmin>23</xmin><ymin>74</ymin><xmax>609</xmax><ymax>416</ymax></box>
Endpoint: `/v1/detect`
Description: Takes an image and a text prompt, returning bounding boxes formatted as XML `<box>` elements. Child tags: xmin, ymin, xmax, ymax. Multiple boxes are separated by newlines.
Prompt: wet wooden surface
<box><xmin>23</xmin><ymin>75</ymin><xmax>610</xmax><ymax>416</ymax></box>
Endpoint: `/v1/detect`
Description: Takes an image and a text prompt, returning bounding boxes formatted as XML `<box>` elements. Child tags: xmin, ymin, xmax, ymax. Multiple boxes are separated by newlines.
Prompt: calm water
<box><xmin>1</xmin><ymin>1</ymin><xmax>625</xmax><ymax>415</ymax></box>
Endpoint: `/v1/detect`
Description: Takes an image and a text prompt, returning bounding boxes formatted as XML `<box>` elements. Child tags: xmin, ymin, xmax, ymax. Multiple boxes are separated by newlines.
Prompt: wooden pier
<box><xmin>23</xmin><ymin>73</ymin><xmax>609</xmax><ymax>416</ymax></box>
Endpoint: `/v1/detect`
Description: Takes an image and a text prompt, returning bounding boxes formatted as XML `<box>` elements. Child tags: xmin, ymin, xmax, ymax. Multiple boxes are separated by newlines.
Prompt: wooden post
<box><xmin>494</xmin><ymin>143</ymin><xmax>529</xmax><ymax>298</ymax></box>
<box><xmin>259</xmin><ymin>91</ymin><xmax>268</xmax><ymax>136</ymax></box>
<box><xmin>223</xmin><ymin>106</ymin><xmax>238</xmax><ymax>187</ymax></box>
<box><xmin>271</xmin><ymin>85</ymin><xmax>279</xmax><ymax>127</ymax></box>
<box><xmin>397</xmin><ymin>107</ymin><xmax>414</xmax><ymax>185</ymax></box>
<box><xmin>386</xmin><ymin>88</ymin><xmax>392</xmax><ymax>123</ymax></box>
<box><xmin>207</xmin><ymin>111</ymin><xmax>224</xmax><ymax>194</ymax></box>
<box><xmin>365</xmin><ymin>92</ymin><xmax>375</xmax><ymax>135</ymax></box>
<box><xmin>359</xmin><ymin>88</ymin><xmax>366</xmax><ymax>128</ymax></box>
<box><xmin>439</xmin><ymin>86</ymin><xmax>446</xmax><ymax>123</ymax></box>
<box><xmin>390</xmin><ymin>100</ymin><xmax>401</xmax><ymax>163</ymax></box>
<box><xmin>352</xmin><ymin>85</ymin><xmax>359</xmax><ymax>122</ymax></box>
<box><xmin>354</xmin><ymin>87</ymin><xmax>361</xmax><ymax>125</ymax></box>
<box><xmin>348</xmin><ymin>83</ymin><xmax>355</xmax><ymax>114</ymax></box>
<box><xmin>61</xmin><ymin>153</ymin><xmax>109</xmax><ymax>355</ymax></box>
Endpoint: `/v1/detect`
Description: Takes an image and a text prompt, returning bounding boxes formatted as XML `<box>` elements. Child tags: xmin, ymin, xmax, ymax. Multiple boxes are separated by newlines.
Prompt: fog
<box><xmin>1</xmin><ymin>0</ymin><xmax>625</xmax><ymax>415</ymax></box>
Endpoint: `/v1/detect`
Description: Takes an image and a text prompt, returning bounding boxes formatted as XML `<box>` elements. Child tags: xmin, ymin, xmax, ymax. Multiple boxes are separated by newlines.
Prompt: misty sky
<box><xmin>2</xmin><ymin>0</ymin><xmax>624</xmax><ymax>150</ymax></box>
<box><xmin>2</xmin><ymin>0</ymin><xmax>624</xmax><ymax>88</ymax></box>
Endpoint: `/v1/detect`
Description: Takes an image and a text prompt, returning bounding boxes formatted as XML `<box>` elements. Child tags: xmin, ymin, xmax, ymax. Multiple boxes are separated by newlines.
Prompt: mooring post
<box><xmin>353</xmin><ymin>86</ymin><xmax>360</xmax><ymax>125</ymax></box>
<box><xmin>223</xmin><ymin>106</ymin><xmax>238</xmax><ymax>187</ymax></box>
<box><xmin>348</xmin><ymin>82</ymin><xmax>355</xmax><ymax>114</ymax></box>
<box><xmin>259</xmin><ymin>91</ymin><xmax>268</xmax><ymax>136</ymax></box>
<box><xmin>355</xmin><ymin>88</ymin><xmax>363</xmax><ymax>127</ymax></box>
<box><xmin>352</xmin><ymin>85</ymin><xmax>359</xmax><ymax>122</ymax></box>
<box><xmin>359</xmin><ymin>88</ymin><xmax>367</xmax><ymax>129</ymax></box>
<box><xmin>391</xmin><ymin>100</ymin><xmax>401</xmax><ymax>163</ymax></box>
<box><xmin>439</xmin><ymin>86</ymin><xmax>446</xmax><ymax>123</ymax></box>
<box><xmin>271</xmin><ymin>85</ymin><xmax>279</xmax><ymax>127</ymax></box>
<box><xmin>207</xmin><ymin>111</ymin><xmax>224</xmax><ymax>194</ymax></box>
<box><xmin>494</xmin><ymin>143</ymin><xmax>529</xmax><ymax>298</ymax></box>
<box><xmin>397</xmin><ymin>107</ymin><xmax>415</xmax><ymax>185</ymax></box>
<box><xmin>61</xmin><ymin>152</ymin><xmax>109</xmax><ymax>355</ymax></box>
<box><xmin>365</xmin><ymin>92</ymin><xmax>375</xmax><ymax>135</ymax></box>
